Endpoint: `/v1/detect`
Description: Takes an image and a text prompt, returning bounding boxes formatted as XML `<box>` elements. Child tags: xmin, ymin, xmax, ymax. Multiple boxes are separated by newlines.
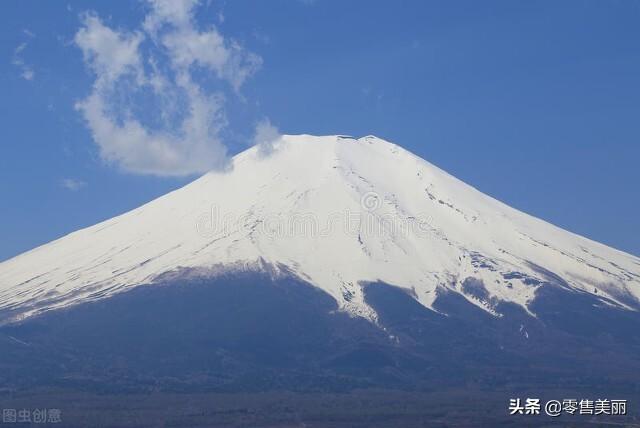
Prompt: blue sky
<box><xmin>1</xmin><ymin>0</ymin><xmax>639</xmax><ymax>261</ymax></box>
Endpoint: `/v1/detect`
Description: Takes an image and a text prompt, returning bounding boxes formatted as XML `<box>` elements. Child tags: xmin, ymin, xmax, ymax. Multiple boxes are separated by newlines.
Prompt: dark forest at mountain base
<box><xmin>0</xmin><ymin>389</ymin><xmax>638</xmax><ymax>427</ymax></box>
<box><xmin>1</xmin><ymin>272</ymin><xmax>639</xmax><ymax>426</ymax></box>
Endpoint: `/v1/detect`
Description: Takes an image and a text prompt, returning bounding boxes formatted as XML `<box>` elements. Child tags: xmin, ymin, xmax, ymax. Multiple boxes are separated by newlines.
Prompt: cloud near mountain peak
<box><xmin>74</xmin><ymin>0</ymin><xmax>262</xmax><ymax>177</ymax></box>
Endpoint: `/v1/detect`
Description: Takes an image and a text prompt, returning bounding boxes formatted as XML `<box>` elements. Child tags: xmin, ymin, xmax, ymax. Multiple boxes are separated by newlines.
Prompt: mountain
<box><xmin>1</xmin><ymin>135</ymin><xmax>639</xmax><ymax>323</ymax></box>
<box><xmin>1</xmin><ymin>135</ymin><xmax>640</xmax><ymax>425</ymax></box>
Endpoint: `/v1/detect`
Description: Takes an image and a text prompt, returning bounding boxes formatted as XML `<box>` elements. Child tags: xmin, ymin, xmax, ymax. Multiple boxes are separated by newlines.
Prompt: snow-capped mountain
<box><xmin>1</xmin><ymin>134</ymin><xmax>639</xmax><ymax>324</ymax></box>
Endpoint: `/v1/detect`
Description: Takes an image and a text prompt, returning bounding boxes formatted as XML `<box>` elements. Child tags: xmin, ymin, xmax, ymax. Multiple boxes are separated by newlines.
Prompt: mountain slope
<box><xmin>0</xmin><ymin>134</ymin><xmax>639</xmax><ymax>324</ymax></box>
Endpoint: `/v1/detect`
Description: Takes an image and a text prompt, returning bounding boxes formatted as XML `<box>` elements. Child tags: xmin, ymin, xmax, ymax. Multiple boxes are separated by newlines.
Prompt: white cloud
<box><xmin>74</xmin><ymin>14</ymin><xmax>144</xmax><ymax>84</ymax></box>
<box><xmin>253</xmin><ymin>118</ymin><xmax>281</xmax><ymax>158</ymax></box>
<box><xmin>74</xmin><ymin>0</ymin><xmax>262</xmax><ymax>177</ymax></box>
<box><xmin>14</xmin><ymin>42</ymin><xmax>27</xmax><ymax>54</ymax></box>
<box><xmin>144</xmin><ymin>0</ymin><xmax>262</xmax><ymax>91</ymax></box>
<box><xmin>60</xmin><ymin>178</ymin><xmax>87</xmax><ymax>191</ymax></box>
<box><xmin>21</xmin><ymin>69</ymin><xmax>35</xmax><ymax>81</ymax></box>
<box><xmin>12</xmin><ymin>40</ymin><xmax>35</xmax><ymax>81</ymax></box>
<box><xmin>142</xmin><ymin>0</ymin><xmax>197</xmax><ymax>35</ymax></box>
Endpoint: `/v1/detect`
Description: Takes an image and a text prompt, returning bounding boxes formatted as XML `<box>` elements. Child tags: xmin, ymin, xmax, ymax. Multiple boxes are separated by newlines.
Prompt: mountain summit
<box><xmin>1</xmin><ymin>135</ymin><xmax>639</xmax><ymax>324</ymax></box>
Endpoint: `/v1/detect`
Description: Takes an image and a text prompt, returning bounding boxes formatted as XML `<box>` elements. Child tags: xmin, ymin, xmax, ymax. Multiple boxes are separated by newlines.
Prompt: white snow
<box><xmin>0</xmin><ymin>134</ymin><xmax>639</xmax><ymax>323</ymax></box>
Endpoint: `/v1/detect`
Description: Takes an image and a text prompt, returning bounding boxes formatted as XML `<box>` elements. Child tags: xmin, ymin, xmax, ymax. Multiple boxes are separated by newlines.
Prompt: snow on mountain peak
<box><xmin>1</xmin><ymin>134</ymin><xmax>639</xmax><ymax>323</ymax></box>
